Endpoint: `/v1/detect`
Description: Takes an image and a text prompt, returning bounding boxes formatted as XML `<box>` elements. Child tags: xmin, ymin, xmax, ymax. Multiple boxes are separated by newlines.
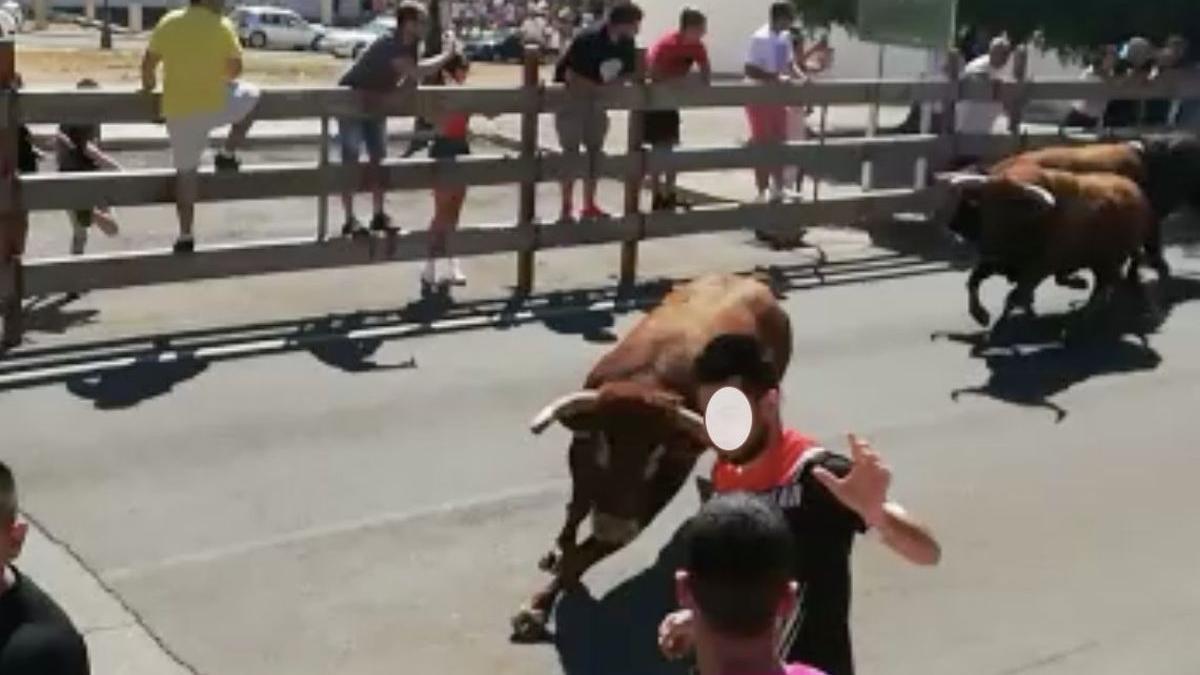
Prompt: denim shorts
<box><xmin>338</xmin><ymin>117</ymin><xmax>387</xmax><ymax>163</ymax></box>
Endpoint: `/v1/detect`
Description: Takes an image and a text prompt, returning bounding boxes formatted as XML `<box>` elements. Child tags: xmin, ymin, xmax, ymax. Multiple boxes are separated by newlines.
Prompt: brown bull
<box><xmin>511</xmin><ymin>273</ymin><xmax>792</xmax><ymax>641</ymax></box>
<box><xmin>946</xmin><ymin>164</ymin><xmax>1152</xmax><ymax>327</ymax></box>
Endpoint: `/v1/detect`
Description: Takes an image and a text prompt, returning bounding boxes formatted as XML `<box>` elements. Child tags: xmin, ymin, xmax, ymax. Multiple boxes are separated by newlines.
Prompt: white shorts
<box><xmin>166</xmin><ymin>81</ymin><xmax>260</xmax><ymax>172</ymax></box>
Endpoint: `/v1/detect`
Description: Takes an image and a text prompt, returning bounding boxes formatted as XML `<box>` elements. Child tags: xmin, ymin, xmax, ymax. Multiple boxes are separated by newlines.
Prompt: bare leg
<box><xmin>175</xmin><ymin>170</ymin><xmax>198</xmax><ymax>242</ymax></box>
<box><xmin>369</xmin><ymin>161</ymin><xmax>385</xmax><ymax>217</ymax></box>
<box><xmin>224</xmin><ymin>117</ymin><xmax>254</xmax><ymax>155</ymax></box>
<box><xmin>559</xmin><ymin>177</ymin><xmax>575</xmax><ymax>221</ymax></box>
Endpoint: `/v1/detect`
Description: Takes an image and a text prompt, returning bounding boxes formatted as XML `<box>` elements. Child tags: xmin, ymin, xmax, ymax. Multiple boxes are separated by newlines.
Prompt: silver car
<box><xmin>231</xmin><ymin>6</ymin><xmax>326</xmax><ymax>51</ymax></box>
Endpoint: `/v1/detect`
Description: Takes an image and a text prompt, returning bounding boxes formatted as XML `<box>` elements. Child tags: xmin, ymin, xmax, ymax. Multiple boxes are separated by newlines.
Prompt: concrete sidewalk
<box><xmin>20</xmin><ymin>519</ymin><xmax>191</xmax><ymax>675</ymax></box>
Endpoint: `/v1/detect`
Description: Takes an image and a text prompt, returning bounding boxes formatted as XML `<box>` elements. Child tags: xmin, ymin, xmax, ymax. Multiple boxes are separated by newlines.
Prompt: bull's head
<box><xmin>941</xmin><ymin>172</ymin><xmax>1057</xmax><ymax>247</ymax></box>
<box><xmin>530</xmin><ymin>381</ymin><xmax>710</xmax><ymax>546</ymax></box>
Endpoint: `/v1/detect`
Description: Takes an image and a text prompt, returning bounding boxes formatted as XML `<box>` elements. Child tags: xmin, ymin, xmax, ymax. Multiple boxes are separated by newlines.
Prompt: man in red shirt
<box><xmin>645</xmin><ymin>8</ymin><xmax>711</xmax><ymax>211</ymax></box>
<box><xmin>660</xmin><ymin>334</ymin><xmax>942</xmax><ymax>675</ymax></box>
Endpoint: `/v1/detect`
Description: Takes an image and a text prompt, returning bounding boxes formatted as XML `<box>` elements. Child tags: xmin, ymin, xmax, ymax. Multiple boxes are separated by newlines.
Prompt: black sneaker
<box><xmin>651</xmin><ymin>192</ymin><xmax>668</xmax><ymax>212</ymax></box>
<box><xmin>214</xmin><ymin>153</ymin><xmax>241</xmax><ymax>173</ymax></box>
<box><xmin>173</xmin><ymin>238</ymin><xmax>195</xmax><ymax>255</ymax></box>
<box><xmin>341</xmin><ymin>218</ymin><xmax>367</xmax><ymax>238</ymax></box>
<box><xmin>369</xmin><ymin>213</ymin><xmax>402</xmax><ymax>235</ymax></box>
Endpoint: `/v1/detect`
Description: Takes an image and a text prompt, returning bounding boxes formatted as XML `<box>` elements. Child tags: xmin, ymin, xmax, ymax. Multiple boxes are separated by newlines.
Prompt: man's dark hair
<box><xmin>770</xmin><ymin>1</ymin><xmax>795</xmax><ymax>24</ymax></box>
<box><xmin>694</xmin><ymin>334</ymin><xmax>780</xmax><ymax>399</ymax></box>
<box><xmin>684</xmin><ymin>493</ymin><xmax>794</xmax><ymax>638</ymax></box>
<box><xmin>679</xmin><ymin>7</ymin><xmax>706</xmax><ymax>30</ymax></box>
<box><xmin>0</xmin><ymin>461</ymin><xmax>16</xmax><ymax>524</ymax></box>
<box><xmin>608</xmin><ymin>2</ymin><xmax>643</xmax><ymax>26</ymax></box>
<box><xmin>396</xmin><ymin>0</ymin><xmax>428</xmax><ymax>28</ymax></box>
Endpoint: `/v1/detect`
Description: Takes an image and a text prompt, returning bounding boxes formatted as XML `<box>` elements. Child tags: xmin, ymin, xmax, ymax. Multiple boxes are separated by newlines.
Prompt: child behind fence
<box><xmin>55</xmin><ymin>79</ymin><xmax>123</xmax><ymax>256</ymax></box>
<box><xmin>422</xmin><ymin>54</ymin><xmax>473</xmax><ymax>293</ymax></box>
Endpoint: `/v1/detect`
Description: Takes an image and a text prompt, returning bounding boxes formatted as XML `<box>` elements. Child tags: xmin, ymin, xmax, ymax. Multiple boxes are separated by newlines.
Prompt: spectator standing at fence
<box><xmin>1104</xmin><ymin>36</ymin><xmax>1156</xmax><ymax>128</ymax></box>
<box><xmin>744</xmin><ymin>2</ymin><xmax>806</xmax><ymax>203</ymax></box>
<box><xmin>0</xmin><ymin>462</ymin><xmax>90</xmax><ymax>675</ymax></box>
<box><xmin>1064</xmin><ymin>46</ymin><xmax>1117</xmax><ymax>129</ymax></box>
<box><xmin>56</xmin><ymin>79</ymin><xmax>123</xmax><ymax>256</ymax></box>
<box><xmin>645</xmin><ymin>7</ymin><xmax>710</xmax><ymax>213</ymax></box>
<box><xmin>338</xmin><ymin>2</ymin><xmax>456</xmax><ymax>237</ymax></box>
<box><xmin>953</xmin><ymin>36</ymin><xmax>1012</xmax><ymax>169</ymax></box>
<box><xmin>660</xmin><ymin>334</ymin><xmax>941</xmax><ymax>675</ymax></box>
<box><xmin>552</xmin><ymin>2</ymin><xmax>642</xmax><ymax>223</ymax></box>
<box><xmin>422</xmin><ymin>55</ymin><xmax>474</xmax><ymax>293</ymax></box>
<box><xmin>660</xmin><ymin>493</ymin><xmax>828</xmax><ymax>675</ymax></box>
<box><xmin>1148</xmin><ymin>35</ymin><xmax>1191</xmax><ymax>126</ymax></box>
<box><xmin>141</xmin><ymin>0</ymin><xmax>260</xmax><ymax>255</ymax></box>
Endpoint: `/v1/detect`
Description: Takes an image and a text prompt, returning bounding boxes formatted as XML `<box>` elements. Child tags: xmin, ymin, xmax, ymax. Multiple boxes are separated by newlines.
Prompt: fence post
<box><xmin>943</xmin><ymin>50</ymin><xmax>962</xmax><ymax>168</ymax></box>
<box><xmin>1008</xmin><ymin>46</ymin><xmax>1029</xmax><ymax>156</ymax></box>
<box><xmin>618</xmin><ymin>49</ymin><xmax>647</xmax><ymax>291</ymax></box>
<box><xmin>317</xmin><ymin>114</ymin><xmax>330</xmax><ymax>241</ymax></box>
<box><xmin>0</xmin><ymin>40</ymin><xmax>26</xmax><ymax>350</ymax></box>
<box><xmin>84</xmin><ymin>0</ymin><xmax>95</xmax><ymax>20</ymax></box>
<box><xmin>515</xmin><ymin>46</ymin><xmax>540</xmax><ymax>297</ymax></box>
<box><xmin>129</xmin><ymin>3</ymin><xmax>144</xmax><ymax>32</ymax></box>
<box><xmin>33</xmin><ymin>0</ymin><xmax>47</xmax><ymax>30</ymax></box>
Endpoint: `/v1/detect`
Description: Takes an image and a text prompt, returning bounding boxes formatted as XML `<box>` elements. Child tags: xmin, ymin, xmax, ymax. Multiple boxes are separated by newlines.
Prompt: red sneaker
<box><xmin>581</xmin><ymin>205</ymin><xmax>611</xmax><ymax>220</ymax></box>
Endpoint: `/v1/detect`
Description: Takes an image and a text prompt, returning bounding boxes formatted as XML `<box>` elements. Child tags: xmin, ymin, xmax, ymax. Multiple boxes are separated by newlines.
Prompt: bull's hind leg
<box><xmin>968</xmin><ymin>262</ymin><xmax>996</xmax><ymax>326</ymax></box>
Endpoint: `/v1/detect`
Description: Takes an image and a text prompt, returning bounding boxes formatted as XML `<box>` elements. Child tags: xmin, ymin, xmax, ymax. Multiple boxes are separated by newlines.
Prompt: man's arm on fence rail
<box><xmin>140</xmin><ymin>51</ymin><xmax>160</xmax><ymax>92</ymax></box>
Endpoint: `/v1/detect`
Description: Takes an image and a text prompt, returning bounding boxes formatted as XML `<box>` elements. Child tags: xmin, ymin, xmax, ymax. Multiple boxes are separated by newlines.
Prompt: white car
<box><xmin>324</xmin><ymin>16</ymin><xmax>395</xmax><ymax>60</ymax></box>
<box><xmin>231</xmin><ymin>6</ymin><xmax>325</xmax><ymax>51</ymax></box>
<box><xmin>0</xmin><ymin>1</ymin><xmax>23</xmax><ymax>31</ymax></box>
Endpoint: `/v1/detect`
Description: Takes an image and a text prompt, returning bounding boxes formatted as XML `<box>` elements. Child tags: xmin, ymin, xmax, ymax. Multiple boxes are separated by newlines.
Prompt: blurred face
<box><xmin>399</xmin><ymin>14</ymin><xmax>429</xmax><ymax>42</ymax></box>
<box><xmin>611</xmin><ymin>19</ymin><xmax>640</xmax><ymax>41</ymax></box>
<box><xmin>989</xmin><ymin>44</ymin><xmax>1011</xmax><ymax>69</ymax></box>
<box><xmin>696</xmin><ymin>381</ymin><xmax>780</xmax><ymax>466</ymax></box>
<box><xmin>0</xmin><ymin>513</ymin><xmax>28</xmax><ymax>569</ymax></box>
<box><xmin>682</xmin><ymin>22</ymin><xmax>707</xmax><ymax>44</ymax></box>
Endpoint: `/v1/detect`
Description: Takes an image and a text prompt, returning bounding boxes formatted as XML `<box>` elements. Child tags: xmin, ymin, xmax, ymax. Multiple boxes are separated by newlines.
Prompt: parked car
<box><xmin>323</xmin><ymin>15</ymin><xmax>394</xmax><ymax>59</ymax></box>
<box><xmin>461</xmin><ymin>29</ymin><xmax>524</xmax><ymax>62</ymax></box>
<box><xmin>230</xmin><ymin>6</ymin><xmax>325</xmax><ymax>51</ymax></box>
<box><xmin>0</xmin><ymin>1</ymin><xmax>24</xmax><ymax>32</ymax></box>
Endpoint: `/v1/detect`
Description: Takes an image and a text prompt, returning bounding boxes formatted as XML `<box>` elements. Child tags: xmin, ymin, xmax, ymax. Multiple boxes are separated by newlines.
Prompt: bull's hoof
<box><xmin>537</xmin><ymin>550</ymin><xmax>560</xmax><ymax>575</ymax></box>
<box><xmin>510</xmin><ymin>606</ymin><xmax>552</xmax><ymax>644</ymax></box>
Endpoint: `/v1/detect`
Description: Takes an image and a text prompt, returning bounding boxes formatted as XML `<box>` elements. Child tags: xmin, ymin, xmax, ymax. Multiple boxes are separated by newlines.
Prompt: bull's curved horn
<box><xmin>1128</xmin><ymin>140</ymin><xmax>1146</xmax><ymax>154</ymax></box>
<box><xmin>1014</xmin><ymin>182</ymin><xmax>1057</xmax><ymax>209</ymax></box>
<box><xmin>670</xmin><ymin>406</ymin><xmax>709</xmax><ymax>447</ymax></box>
<box><xmin>530</xmin><ymin>391</ymin><xmax>600</xmax><ymax>435</ymax></box>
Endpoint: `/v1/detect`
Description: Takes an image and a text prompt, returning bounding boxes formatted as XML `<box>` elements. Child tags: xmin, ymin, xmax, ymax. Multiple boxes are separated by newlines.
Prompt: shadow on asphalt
<box><xmin>554</xmin><ymin>523</ymin><xmax>690</xmax><ymax>675</ymax></box>
<box><xmin>941</xmin><ymin>276</ymin><xmax>1200</xmax><ymax>422</ymax></box>
<box><xmin>65</xmin><ymin>355</ymin><xmax>210</xmax><ymax>411</ymax></box>
<box><xmin>0</xmin><ymin>243</ymin><xmax>960</xmax><ymax>407</ymax></box>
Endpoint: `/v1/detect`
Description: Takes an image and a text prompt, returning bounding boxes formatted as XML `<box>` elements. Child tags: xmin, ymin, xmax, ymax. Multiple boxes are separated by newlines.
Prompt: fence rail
<box><xmin>1</xmin><ymin>39</ymin><xmax>1198</xmax><ymax>348</ymax></box>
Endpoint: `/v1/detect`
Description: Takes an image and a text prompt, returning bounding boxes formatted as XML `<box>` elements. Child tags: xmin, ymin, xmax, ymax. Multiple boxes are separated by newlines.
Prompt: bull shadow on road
<box><xmin>65</xmin><ymin>353</ymin><xmax>210</xmax><ymax>410</ymax></box>
<box><xmin>554</xmin><ymin>525</ymin><xmax>691</xmax><ymax>675</ymax></box>
<box><xmin>940</xmin><ymin>278</ymin><xmax>1200</xmax><ymax>421</ymax></box>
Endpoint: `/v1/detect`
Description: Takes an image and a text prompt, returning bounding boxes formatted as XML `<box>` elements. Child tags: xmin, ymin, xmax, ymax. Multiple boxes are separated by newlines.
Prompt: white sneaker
<box><xmin>753</xmin><ymin>191</ymin><xmax>769</xmax><ymax>204</ymax></box>
<box><xmin>443</xmin><ymin>258</ymin><xmax>466</xmax><ymax>286</ymax></box>
<box><xmin>768</xmin><ymin>186</ymin><xmax>785</xmax><ymax>203</ymax></box>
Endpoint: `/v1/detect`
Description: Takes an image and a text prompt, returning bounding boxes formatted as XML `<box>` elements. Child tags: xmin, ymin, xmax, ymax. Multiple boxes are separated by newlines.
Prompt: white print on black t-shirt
<box><xmin>599</xmin><ymin>58</ymin><xmax>623</xmax><ymax>83</ymax></box>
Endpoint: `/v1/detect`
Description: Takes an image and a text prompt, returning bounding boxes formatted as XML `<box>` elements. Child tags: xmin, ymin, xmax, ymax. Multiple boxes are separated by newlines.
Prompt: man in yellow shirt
<box><xmin>141</xmin><ymin>0</ymin><xmax>260</xmax><ymax>254</ymax></box>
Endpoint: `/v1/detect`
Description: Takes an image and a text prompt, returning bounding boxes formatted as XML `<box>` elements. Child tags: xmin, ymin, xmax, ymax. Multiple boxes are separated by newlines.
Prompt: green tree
<box><xmin>794</xmin><ymin>0</ymin><xmax>1200</xmax><ymax>55</ymax></box>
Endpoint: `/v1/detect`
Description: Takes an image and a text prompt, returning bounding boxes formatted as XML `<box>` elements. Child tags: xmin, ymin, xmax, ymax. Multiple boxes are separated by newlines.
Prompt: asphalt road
<box><xmin>3</xmin><ymin>206</ymin><xmax>1200</xmax><ymax>674</ymax></box>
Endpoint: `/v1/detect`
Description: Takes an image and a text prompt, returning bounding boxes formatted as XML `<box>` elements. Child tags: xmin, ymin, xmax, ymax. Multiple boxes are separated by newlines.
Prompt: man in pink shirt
<box><xmin>660</xmin><ymin>492</ymin><xmax>826</xmax><ymax>675</ymax></box>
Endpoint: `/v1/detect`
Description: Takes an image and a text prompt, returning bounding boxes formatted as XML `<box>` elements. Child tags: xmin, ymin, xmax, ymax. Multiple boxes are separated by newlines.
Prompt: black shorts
<box><xmin>643</xmin><ymin>110</ymin><xmax>681</xmax><ymax>147</ymax></box>
<box><xmin>429</xmin><ymin>137</ymin><xmax>471</xmax><ymax>159</ymax></box>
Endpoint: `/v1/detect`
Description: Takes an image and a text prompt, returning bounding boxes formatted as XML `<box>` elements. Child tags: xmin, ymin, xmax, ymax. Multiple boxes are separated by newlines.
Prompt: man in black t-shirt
<box><xmin>552</xmin><ymin>2</ymin><xmax>640</xmax><ymax>223</ymax></box>
<box><xmin>660</xmin><ymin>335</ymin><xmax>942</xmax><ymax>675</ymax></box>
<box><xmin>0</xmin><ymin>461</ymin><xmax>90</xmax><ymax>675</ymax></box>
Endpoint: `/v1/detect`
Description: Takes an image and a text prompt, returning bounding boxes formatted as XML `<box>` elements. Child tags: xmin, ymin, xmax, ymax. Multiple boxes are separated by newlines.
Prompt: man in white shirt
<box><xmin>745</xmin><ymin>2</ymin><xmax>805</xmax><ymax>202</ymax></box>
<box><xmin>954</xmin><ymin>36</ymin><xmax>1012</xmax><ymax>167</ymax></box>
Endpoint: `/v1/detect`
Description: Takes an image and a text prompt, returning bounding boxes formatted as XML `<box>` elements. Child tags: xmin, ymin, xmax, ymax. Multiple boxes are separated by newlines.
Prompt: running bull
<box><xmin>964</xmin><ymin>133</ymin><xmax>1200</xmax><ymax>283</ymax></box>
<box><xmin>943</xmin><ymin>163</ymin><xmax>1153</xmax><ymax>327</ymax></box>
<box><xmin>511</xmin><ymin>273</ymin><xmax>792</xmax><ymax>641</ymax></box>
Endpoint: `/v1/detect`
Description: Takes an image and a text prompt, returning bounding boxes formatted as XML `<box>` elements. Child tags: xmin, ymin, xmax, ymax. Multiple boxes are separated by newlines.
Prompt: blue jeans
<box><xmin>338</xmin><ymin>117</ymin><xmax>387</xmax><ymax>164</ymax></box>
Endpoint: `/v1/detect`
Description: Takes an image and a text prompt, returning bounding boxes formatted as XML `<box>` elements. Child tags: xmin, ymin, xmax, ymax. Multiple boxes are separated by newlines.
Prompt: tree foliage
<box><xmin>793</xmin><ymin>0</ymin><xmax>1200</xmax><ymax>54</ymax></box>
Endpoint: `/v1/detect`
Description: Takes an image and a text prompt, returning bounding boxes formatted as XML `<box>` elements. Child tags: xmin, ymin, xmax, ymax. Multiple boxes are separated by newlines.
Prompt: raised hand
<box><xmin>813</xmin><ymin>434</ymin><xmax>892</xmax><ymax>527</ymax></box>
